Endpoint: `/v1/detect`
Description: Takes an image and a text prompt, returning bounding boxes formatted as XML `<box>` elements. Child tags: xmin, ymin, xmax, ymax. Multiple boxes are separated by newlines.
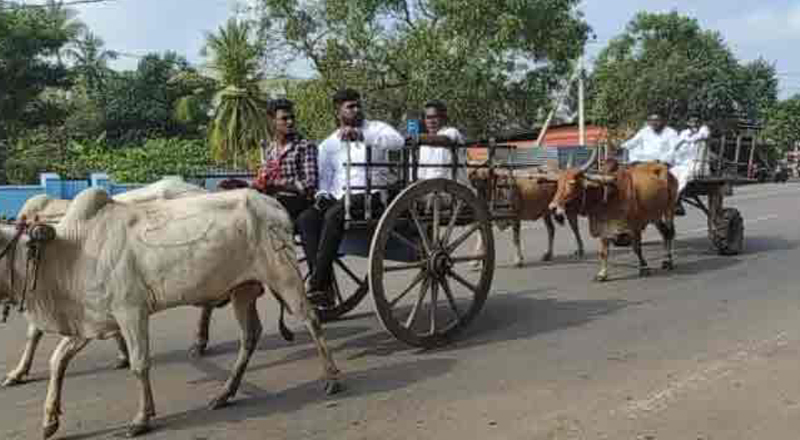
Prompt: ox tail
<box><xmin>268</xmin><ymin>291</ymin><xmax>295</xmax><ymax>342</ymax></box>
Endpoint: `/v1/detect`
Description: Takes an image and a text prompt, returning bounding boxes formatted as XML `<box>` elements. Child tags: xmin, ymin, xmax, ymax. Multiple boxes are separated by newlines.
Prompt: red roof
<box><xmin>467</xmin><ymin>124</ymin><xmax>608</xmax><ymax>161</ymax></box>
<box><xmin>541</xmin><ymin>125</ymin><xmax>608</xmax><ymax>147</ymax></box>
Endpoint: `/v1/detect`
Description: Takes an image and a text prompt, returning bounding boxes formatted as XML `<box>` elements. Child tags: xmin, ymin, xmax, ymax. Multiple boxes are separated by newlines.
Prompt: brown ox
<box><xmin>548</xmin><ymin>162</ymin><xmax>678</xmax><ymax>281</ymax></box>
<box><xmin>469</xmin><ymin>167</ymin><xmax>584</xmax><ymax>267</ymax></box>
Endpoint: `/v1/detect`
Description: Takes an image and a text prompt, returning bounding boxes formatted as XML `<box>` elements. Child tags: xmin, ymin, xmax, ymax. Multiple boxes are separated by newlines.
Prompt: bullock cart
<box><xmin>199</xmin><ymin>138</ymin><xmax>521</xmax><ymax>348</ymax></box>
<box><xmin>678</xmin><ymin>171</ymin><xmax>746</xmax><ymax>256</ymax></box>
<box><xmin>614</xmin><ymin>137</ymin><xmax>748</xmax><ymax>256</ymax></box>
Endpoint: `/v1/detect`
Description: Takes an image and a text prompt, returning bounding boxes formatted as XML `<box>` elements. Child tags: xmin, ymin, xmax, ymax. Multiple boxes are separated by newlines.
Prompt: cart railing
<box><xmin>339</xmin><ymin>138</ymin><xmax>524</xmax><ymax>228</ymax></box>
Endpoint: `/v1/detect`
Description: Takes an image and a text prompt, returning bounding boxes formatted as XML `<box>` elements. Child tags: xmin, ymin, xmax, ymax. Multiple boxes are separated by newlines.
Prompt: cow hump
<box><xmin>62</xmin><ymin>187</ymin><xmax>114</xmax><ymax>224</ymax></box>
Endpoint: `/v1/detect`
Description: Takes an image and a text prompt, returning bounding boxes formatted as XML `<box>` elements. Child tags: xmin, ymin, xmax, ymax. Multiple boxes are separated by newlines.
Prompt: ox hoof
<box><xmin>324</xmin><ymin>379</ymin><xmax>343</xmax><ymax>396</ymax></box>
<box><xmin>126</xmin><ymin>422</ymin><xmax>151</xmax><ymax>438</ymax></box>
<box><xmin>2</xmin><ymin>375</ymin><xmax>25</xmax><ymax>387</ymax></box>
<box><xmin>540</xmin><ymin>253</ymin><xmax>553</xmax><ymax>262</ymax></box>
<box><xmin>593</xmin><ymin>274</ymin><xmax>608</xmax><ymax>283</ymax></box>
<box><xmin>42</xmin><ymin>420</ymin><xmax>59</xmax><ymax>440</ymax></box>
<box><xmin>114</xmin><ymin>357</ymin><xmax>130</xmax><ymax>370</ymax></box>
<box><xmin>189</xmin><ymin>342</ymin><xmax>207</xmax><ymax>359</ymax></box>
<box><xmin>662</xmin><ymin>261</ymin><xmax>675</xmax><ymax>271</ymax></box>
<box><xmin>573</xmin><ymin>251</ymin><xmax>585</xmax><ymax>260</ymax></box>
<box><xmin>639</xmin><ymin>267</ymin><xmax>651</xmax><ymax>277</ymax></box>
<box><xmin>208</xmin><ymin>393</ymin><xmax>232</xmax><ymax>410</ymax></box>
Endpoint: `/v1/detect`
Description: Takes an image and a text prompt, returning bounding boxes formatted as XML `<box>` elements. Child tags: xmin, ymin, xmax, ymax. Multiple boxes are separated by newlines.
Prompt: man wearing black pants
<box><xmin>297</xmin><ymin>88</ymin><xmax>405</xmax><ymax>308</ymax></box>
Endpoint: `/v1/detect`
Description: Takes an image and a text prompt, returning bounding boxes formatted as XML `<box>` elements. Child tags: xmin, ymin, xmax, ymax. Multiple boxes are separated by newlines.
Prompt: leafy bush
<box><xmin>68</xmin><ymin>137</ymin><xmax>215</xmax><ymax>183</ymax></box>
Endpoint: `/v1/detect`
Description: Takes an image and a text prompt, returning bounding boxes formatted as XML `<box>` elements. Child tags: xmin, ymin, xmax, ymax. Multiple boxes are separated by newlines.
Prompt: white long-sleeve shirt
<box><xmin>417</xmin><ymin>127</ymin><xmax>467</xmax><ymax>182</ymax></box>
<box><xmin>621</xmin><ymin>125</ymin><xmax>680</xmax><ymax>164</ymax></box>
<box><xmin>316</xmin><ymin>120</ymin><xmax>405</xmax><ymax>200</ymax></box>
<box><xmin>674</xmin><ymin>125</ymin><xmax>711</xmax><ymax>166</ymax></box>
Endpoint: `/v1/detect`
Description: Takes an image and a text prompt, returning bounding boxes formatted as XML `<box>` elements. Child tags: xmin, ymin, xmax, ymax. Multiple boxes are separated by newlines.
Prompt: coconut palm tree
<box><xmin>43</xmin><ymin>0</ymin><xmax>87</xmax><ymax>66</ymax></box>
<box><xmin>65</xmin><ymin>30</ymin><xmax>118</xmax><ymax>95</ymax></box>
<box><xmin>202</xmin><ymin>18</ymin><xmax>269</xmax><ymax>168</ymax></box>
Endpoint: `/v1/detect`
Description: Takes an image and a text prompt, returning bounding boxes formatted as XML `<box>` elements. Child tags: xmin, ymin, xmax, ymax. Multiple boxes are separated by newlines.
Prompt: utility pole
<box><xmin>578</xmin><ymin>54</ymin><xmax>586</xmax><ymax>147</ymax></box>
<box><xmin>535</xmin><ymin>58</ymin><xmax>581</xmax><ymax>147</ymax></box>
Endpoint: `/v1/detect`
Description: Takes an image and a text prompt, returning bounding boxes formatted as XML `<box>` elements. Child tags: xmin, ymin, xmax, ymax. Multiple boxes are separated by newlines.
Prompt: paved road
<box><xmin>1</xmin><ymin>182</ymin><xmax>799</xmax><ymax>440</ymax></box>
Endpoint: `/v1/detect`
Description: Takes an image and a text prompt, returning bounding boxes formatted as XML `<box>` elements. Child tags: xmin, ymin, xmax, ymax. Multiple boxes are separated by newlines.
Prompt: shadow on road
<box><xmin>578</xmin><ymin>233</ymin><xmax>797</xmax><ymax>282</ymax></box>
<box><xmin>438</xmin><ymin>290</ymin><xmax>633</xmax><ymax>352</ymax></box>
<box><xmin>61</xmin><ymin>357</ymin><xmax>456</xmax><ymax>440</ymax></box>
<box><xmin>48</xmin><ymin>325</ymin><xmax>372</xmax><ymax>385</ymax></box>
<box><xmin>328</xmin><ymin>289</ymin><xmax>634</xmax><ymax>358</ymax></box>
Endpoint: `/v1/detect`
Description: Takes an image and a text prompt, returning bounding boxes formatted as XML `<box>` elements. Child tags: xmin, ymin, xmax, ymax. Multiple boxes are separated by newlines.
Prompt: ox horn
<box><xmin>584</xmin><ymin>173</ymin><xmax>616</xmax><ymax>184</ymax></box>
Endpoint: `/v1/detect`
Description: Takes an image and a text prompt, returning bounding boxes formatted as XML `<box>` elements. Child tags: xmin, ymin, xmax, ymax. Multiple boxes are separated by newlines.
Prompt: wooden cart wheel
<box><xmin>706</xmin><ymin>186</ymin><xmax>744</xmax><ymax>256</ymax></box>
<box><xmin>710</xmin><ymin>207</ymin><xmax>744</xmax><ymax>256</ymax></box>
<box><xmin>368</xmin><ymin>179</ymin><xmax>495</xmax><ymax>348</ymax></box>
<box><xmin>298</xmin><ymin>250</ymin><xmax>369</xmax><ymax>323</ymax></box>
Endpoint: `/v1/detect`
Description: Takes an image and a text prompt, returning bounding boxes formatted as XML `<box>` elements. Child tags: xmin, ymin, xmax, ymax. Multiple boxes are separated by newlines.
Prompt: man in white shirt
<box><xmin>620</xmin><ymin>113</ymin><xmax>680</xmax><ymax>164</ymax></box>
<box><xmin>296</xmin><ymin>88</ymin><xmax>405</xmax><ymax>308</ymax></box>
<box><xmin>413</xmin><ymin>100</ymin><xmax>467</xmax><ymax>183</ymax></box>
<box><xmin>672</xmin><ymin>115</ymin><xmax>711</xmax><ymax>215</ymax></box>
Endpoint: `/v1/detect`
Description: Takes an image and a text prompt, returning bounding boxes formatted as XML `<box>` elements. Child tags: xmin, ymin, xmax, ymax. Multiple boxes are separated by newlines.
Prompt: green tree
<box><xmin>171</xmin><ymin>70</ymin><xmax>217</xmax><ymax>131</ymax></box>
<box><xmin>249</xmin><ymin>0</ymin><xmax>591</xmax><ymax>137</ymax></box>
<box><xmin>0</xmin><ymin>2</ymin><xmax>72</xmax><ymax>182</ymax></box>
<box><xmin>64</xmin><ymin>29</ymin><xmax>118</xmax><ymax>96</ymax></box>
<box><xmin>284</xmin><ymin>77</ymin><xmax>336</xmax><ymax>142</ymax></box>
<box><xmin>43</xmin><ymin>0</ymin><xmax>87</xmax><ymax>66</ymax></box>
<box><xmin>764</xmin><ymin>95</ymin><xmax>800</xmax><ymax>152</ymax></box>
<box><xmin>589</xmin><ymin>11</ymin><xmax>779</xmax><ymax>142</ymax></box>
<box><xmin>203</xmin><ymin>18</ymin><xmax>270</xmax><ymax>167</ymax></box>
<box><xmin>736</xmin><ymin>58</ymin><xmax>778</xmax><ymax>124</ymax></box>
<box><xmin>99</xmin><ymin>52</ymin><xmax>205</xmax><ymax>144</ymax></box>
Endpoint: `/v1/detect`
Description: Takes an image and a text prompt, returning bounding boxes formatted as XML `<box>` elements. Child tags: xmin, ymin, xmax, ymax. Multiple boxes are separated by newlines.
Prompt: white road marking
<box><xmin>619</xmin><ymin>332</ymin><xmax>790</xmax><ymax>418</ymax></box>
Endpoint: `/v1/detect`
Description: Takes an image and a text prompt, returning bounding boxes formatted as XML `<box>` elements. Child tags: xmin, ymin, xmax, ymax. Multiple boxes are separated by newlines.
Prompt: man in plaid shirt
<box><xmin>252</xmin><ymin>98</ymin><xmax>318</xmax><ymax>219</ymax></box>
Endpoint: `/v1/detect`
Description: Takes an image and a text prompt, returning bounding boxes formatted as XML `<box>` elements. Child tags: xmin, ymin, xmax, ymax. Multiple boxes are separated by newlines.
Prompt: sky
<box><xmin>19</xmin><ymin>0</ymin><xmax>800</xmax><ymax>98</ymax></box>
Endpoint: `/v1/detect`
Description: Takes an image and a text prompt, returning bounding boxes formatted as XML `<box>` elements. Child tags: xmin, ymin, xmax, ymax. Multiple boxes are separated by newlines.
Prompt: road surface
<box><xmin>1</xmin><ymin>182</ymin><xmax>799</xmax><ymax>440</ymax></box>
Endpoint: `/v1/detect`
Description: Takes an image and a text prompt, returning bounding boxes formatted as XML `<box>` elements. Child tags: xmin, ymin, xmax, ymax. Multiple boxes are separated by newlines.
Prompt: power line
<box><xmin>0</xmin><ymin>0</ymin><xmax>119</xmax><ymax>10</ymax></box>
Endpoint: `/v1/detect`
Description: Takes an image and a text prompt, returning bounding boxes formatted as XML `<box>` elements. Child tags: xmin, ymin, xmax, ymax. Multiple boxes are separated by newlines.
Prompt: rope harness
<box><xmin>0</xmin><ymin>219</ymin><xmax>55</xmax><ymax>323</ymax></box>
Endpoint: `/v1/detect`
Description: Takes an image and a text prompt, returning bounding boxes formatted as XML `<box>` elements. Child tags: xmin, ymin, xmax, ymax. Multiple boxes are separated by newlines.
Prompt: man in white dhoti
<box><xmin>671</xmin><ymin>115</ymin><xmax>711</xmax><ymax>215</ymax></box>
<box><xmin>620</xmin><ymin>113</ymin><xmax>680</xmax><ymax>164</ymax></box>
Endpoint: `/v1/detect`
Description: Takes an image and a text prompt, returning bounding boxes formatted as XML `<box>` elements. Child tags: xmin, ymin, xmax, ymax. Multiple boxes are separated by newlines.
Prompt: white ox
<box><xmin>3</xmin><ymin>178</ymin><xmax>228</xmax><ymax>387</ymax></box>
<box><xmin>0</xmin><ymin>187</ymin><xmax>341</xmax><ymax>439</ymax></box>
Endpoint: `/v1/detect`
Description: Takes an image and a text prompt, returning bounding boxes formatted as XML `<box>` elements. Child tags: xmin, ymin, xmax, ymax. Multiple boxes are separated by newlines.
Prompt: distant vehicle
<box><xmin>774</xmin><ymin>166</ymin><xmax>789</xmax><ymax>183</ymax></box>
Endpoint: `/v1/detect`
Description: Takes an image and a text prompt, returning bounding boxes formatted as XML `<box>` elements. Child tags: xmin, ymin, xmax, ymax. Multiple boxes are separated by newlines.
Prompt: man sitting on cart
<box><xmin>620</xmin><ymin>112</ymin><xmax>681</xmax><ymax>164</ymax></box>
<box><xmin>412</xmin><ymin>100</ymin><xmax>467</xmax><ymax>184</ymax></box>
<box><xmin>671</xmin><ymin>114</ymin><xmax>711</xmax><ymax>215</ymax></box>
<box><xmin>619</xmin><ymin>112</ymin><xmax>685</xmax><ymax>213</ymax></box>
<box><xmin>250</xmin><ymin>98</ymin><xmax>319</xmax><ymax>218</ymax></box>
<box><xmin>297</xmin><ymin>88</ymin><xmax>405</xmax><ymax>308</ymax></box>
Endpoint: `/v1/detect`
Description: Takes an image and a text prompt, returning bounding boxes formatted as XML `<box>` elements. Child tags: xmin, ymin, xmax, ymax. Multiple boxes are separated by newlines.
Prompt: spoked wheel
<box><xmin>369</xmin><ymin>179</ymin><xmax>495</xmax><ymax>348</ymax></box>
<box><xmin>298</xmin><ymin>249</ymin><xmax>369</xmax><ymax>323</ymax></box>
<box><xmin>710</xmin><ymin>207</ymin><xmax>744</xmax><ymax>256</ymax></box>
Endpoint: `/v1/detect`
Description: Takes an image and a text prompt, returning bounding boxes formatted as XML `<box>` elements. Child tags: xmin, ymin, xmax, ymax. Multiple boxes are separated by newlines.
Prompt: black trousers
<box><xmin>274</xmin><ymin>193</ymin><xmax>313</xmax><ymax>220</ymax></box>
<box><xmin>296</xmin><ymin>193</ymin><xmax>385</xmax><ymax>292</ymax></box>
